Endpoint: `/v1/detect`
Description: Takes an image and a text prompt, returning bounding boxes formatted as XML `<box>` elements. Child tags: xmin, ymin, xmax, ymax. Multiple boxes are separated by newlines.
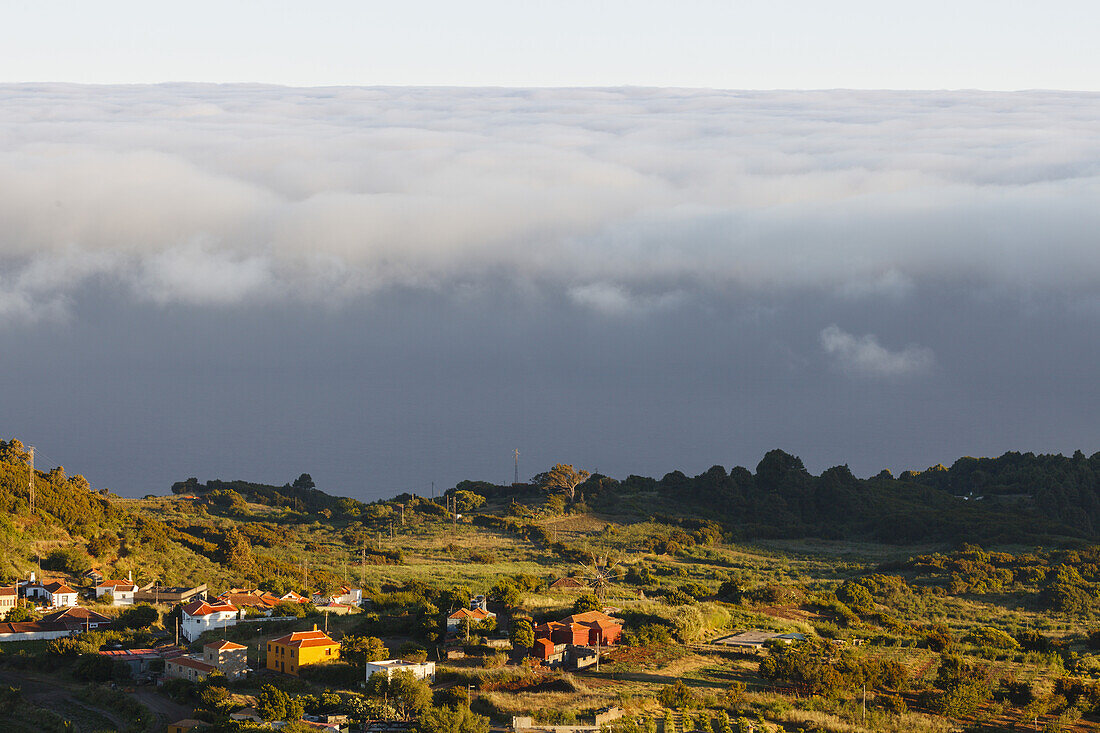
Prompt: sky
<box><xmin>2</xmin><ymin>6</ymin><xmax>1100</xmax><ymax>500</ymax></box>
<box><xmin>3</xmin><ymin>2</ymin><xmax>1100</xmax><ymax>90</ymax></box>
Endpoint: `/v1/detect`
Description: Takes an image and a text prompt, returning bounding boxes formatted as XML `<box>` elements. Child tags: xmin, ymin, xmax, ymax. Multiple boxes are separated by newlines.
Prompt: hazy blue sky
<box><xmin>4</xmin><ymin>1</ymin><xmax>1100</xmax><ymax>89</ymax></box>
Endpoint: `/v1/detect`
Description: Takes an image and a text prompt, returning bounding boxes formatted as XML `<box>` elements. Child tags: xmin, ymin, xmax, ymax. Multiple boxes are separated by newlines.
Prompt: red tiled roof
<box><xmin>204</xmin><ymin>640</ymin><xmax>247</xmax><ymax>651</ymax></box>
<box><xmin>562</xmin><ymin>611</ymin><xmax>619</xmax><ymax>625</ymax></box>
<box><xmin>0</xmin><ymin>621</ymin><xmax>70</xmax><ymax>634</ymax></box>
<box><xmin>448</xmin><ymin>607</ymin><xmax>492</xmax><ymax>620</ymax></box>
<box><xmin>42</xmin><ymin>607</ymin><xmax>112</xmax><ymax>624</ymax></box>
<box><xmin>269</xmin><ymin>629</ymin><xmax>338</xmax><ymax>649</ymax></box>
<box><xmin>549</xmin><ymin>577</ymin><xmax>588</xmax><ymax>588</ymax></box>
<box><xmin>42</xmin><ymin>582</ymin><xmax>77</xmax><ymax>594</ymax></box>
<box><xmin>182</xmin><ymin>600</ymin><xmax>237</xmax><ymax>617</ymax></box>
<box><xmin>218</xmin><ymin>593</ymin><xmax>277</xmax><ymax>608</ymax></box>
<box><xmin>0</xmin><ymin>586</ymin><xmax>16</xmax><ymax>597</ymax></box>
<box><xmin>170</xmin><ymin>657</ymin><xmax>216</xmax><ymax>673</ymax></box>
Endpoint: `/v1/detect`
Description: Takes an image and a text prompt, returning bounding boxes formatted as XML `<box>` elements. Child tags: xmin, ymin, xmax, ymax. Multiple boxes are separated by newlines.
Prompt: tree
<box><xmin>5</xmin><ymin>605</ymin><xmax>34</xmax><ymax>622</ymax></box>
<box><xmin>370</xmin><ymin>670</ymin><xmax>431</xmax><ymax>720</ymax></box>
<box><xmin>572</xmin><ymin>594</ymin><xmax>600</xmax><ymax>614</ymax></box>
<box><xmin>539</xmin><ymin>464</ymin><xmax>591</xmax><ymax>502</ymax></box>
<box><xmin>925</xmin><ymin>654</ymin><xmax>993</xmax><ymax>718</ymax></box>
<box><xmin>257</xmin><ymin>684</ymin><xmax>305</xmax><ymax>721</ymax></box>
<box><xmin>45</xmin><ymin>546</ymin><xmax>92</xmax><ymax>575</ymax></box>
<box><xmin>87</xmin><ymin>533</ymin><xmax>118</xmax><ymax>558</ymax></box>
<box><xmin>218</xmin><ymin>526</ymin><xmax>256</xmax><ymax>575</ymax></box>
<box><xmin>510</xmin><ymin>617</ymin><xmax>535</xmax><ymax>649</ymax></box>
<box><xmin>836</xmin><ymin>581</ymin><xmax>874</xmax><ymax>614</ymax></box>
<box><xmin>345</xmin><ymin>633</ymin><xmax>393</xmax><ymax>669</ymax></box>
<box><xmin>73</xmin><ymin>654</ymin><xmax>115</xmax><ymax>682</ymax></box>
<box><xmin>199</xmin><ymin>685</ymin><xmax>234</xmax><ymax>714</ymax></box>
<box><xmin>489</xmin><ymin>578</ymin><xmax>521</xmax><ymax>607</ymax></box>
<box><xmin>0</xmin><ymin>439</ymin><xmax>30</xmax><ymax>464</ymax></box>
<box><xmin>119</xmin><ymin>603</ymin><xmax>159</xmax><ymax>630</ymax></box>
<box><xmin>293</xmin><ymin>473</ymin><xmax>316</xmax><ymax>490</ymax></box>
<box><xmin>452</xmin><ymin>491</ymin><xmax>486</xmax><ymax>513</ymax></box>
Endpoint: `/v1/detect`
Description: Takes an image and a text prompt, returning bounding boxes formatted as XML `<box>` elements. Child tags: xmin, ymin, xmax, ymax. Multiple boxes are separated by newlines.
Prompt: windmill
<box><xmin>578</xmin><ymin>553</ymin><xmax>622</xmax><ymax>601</ymax></box>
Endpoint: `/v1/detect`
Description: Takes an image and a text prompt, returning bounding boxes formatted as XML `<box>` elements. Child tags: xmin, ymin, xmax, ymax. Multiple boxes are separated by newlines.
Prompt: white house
<box><xmin>95</xmin><ymin>578</ymin><xmax>137</xmax><ymax>605</ymax></box>
<box><xmin>25</xmin><ymin>581</ymin><xmax>79</xmax><ymax>609</ymax></box>
<box><xmin>0</xmin><ymin>621</ymin><xmax>74</xmax><ymax>642</ymax></box>
<box><xmin>365</xmin><ymin>659</ymin><xmax>436</xmax><ymax>683</ymax></box>
<box><xmin>180</xmin><ymin>599</ymin><xmax>238</xmax><ymax>641</ymax></box>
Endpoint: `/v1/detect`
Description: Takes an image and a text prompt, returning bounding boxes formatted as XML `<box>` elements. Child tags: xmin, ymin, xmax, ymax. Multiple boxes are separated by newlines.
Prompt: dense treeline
<box><xmin>485</xmin><ymin>449</ymin><xmax>1100</xmax><ymax>544</ymax></box>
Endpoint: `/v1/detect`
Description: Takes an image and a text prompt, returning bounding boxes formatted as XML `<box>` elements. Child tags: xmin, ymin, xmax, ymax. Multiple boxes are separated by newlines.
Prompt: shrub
<box><xmin>965</xmin><ymin>626</ymin><xmax>1019</xmax><ymax>650</ymax></box>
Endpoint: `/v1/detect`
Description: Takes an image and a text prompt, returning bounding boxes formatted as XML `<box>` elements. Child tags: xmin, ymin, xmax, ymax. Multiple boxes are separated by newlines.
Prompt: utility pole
<box><xmin>27</xmin><ymin>446</ymin><xmax>35</xmax><ymax>514</ymax></box>
<box><xmin>513</xmin><ymin>449</ymin><xmax>519</xmax><ymax>485</ymax></box>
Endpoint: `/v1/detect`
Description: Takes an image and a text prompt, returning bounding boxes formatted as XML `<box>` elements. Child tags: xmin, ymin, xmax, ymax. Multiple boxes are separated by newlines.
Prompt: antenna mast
<box><xmin>513</xmin><ymin>449</ymin><xmax>519</xmax><ymax>485</ymax></box>
<box><xmin>27</xmin><ymin>446</ymin><xmax>35</xmax><ymax>514</ymax></box>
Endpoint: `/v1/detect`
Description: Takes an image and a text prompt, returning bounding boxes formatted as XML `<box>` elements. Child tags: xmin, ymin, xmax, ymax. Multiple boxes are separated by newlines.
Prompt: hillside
<box><xmin>12</xmin><ymin>436</ymin><xmax>1100</xmax><ymax>731</ymax></box>
<box><xmin>6</xmin><ymin>438</ymin><xmax>1100</xmax><ymax>595</ymax></box>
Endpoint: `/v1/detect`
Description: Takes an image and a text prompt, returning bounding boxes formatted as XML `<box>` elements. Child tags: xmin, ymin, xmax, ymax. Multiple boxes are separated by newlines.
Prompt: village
<box><xmin>0</xmin><ymin>566</ymin><xmax>643</xmax><ymax>733</ymax></box>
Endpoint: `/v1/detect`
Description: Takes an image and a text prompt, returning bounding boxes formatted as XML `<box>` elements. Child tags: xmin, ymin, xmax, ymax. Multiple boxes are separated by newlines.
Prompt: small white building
<box><xmin>313</xmin><ymin>586</ymin><xmax>363</xmax><ymax>607</ymax></box>
<box><xmin>180</xmin><ymin>599</ymin><xmax>238</xmax><ymax>641</ymax></box>
<box><xmin>95</xmin><ymin>578</ymin><xmax>137</xmax><ymax>605</ymax></box>
<box><xmin>25</xmin><ymin>581</ymin><xmax>79</xmax><ymax>609</ymax></box>
<box><xmin>365</xmin><ymin>659</ymin><xmax>436</xmax><ymax>683</ymax></box>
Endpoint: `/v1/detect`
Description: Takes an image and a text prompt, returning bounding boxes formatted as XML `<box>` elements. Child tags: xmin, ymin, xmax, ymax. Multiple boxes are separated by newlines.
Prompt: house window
<box><xmin>325</xmin><ymin>648</ymin><xmax>331</xmax><ymax>655</ymax></box>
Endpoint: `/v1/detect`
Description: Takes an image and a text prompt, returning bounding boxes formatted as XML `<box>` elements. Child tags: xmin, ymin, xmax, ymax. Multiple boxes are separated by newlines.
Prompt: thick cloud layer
<box><xmin>4</xmin><ymin>85</ymin><xmax>1100</xmax><ymax>315</ymax></box>
<box><xmin>2</xmin><ymin>85</ymin><xmax>1099</xmax><ymax>497</ymax></box>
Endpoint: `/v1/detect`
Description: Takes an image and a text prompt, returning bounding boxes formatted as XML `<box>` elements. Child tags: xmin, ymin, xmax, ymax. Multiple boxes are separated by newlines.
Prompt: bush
<box><xmin>118</xmin><ymin>603</ymin><xmax>159</xmax><ymax>630</ymax></box>
<box><xmin>965</xmin><ymin>626</ymin><xmax>1019</xmax><ymax>650</ymax></box>
<box><xmin>658</xmin><ymin>679</ymin><xmax>700</xmax><ymax>709</ymax></box>
<box><xmin>481</xmin><ymin>652</ymin><xmax>507</xmax><ymax>669</ymax></box>
<box><xmin>622</xmin><ymin>623</ymin><xmax>673</xmax><ymax>646</ymax></box>
<box><xmin>572</xmin><ymin>594</ymin><xmax>600</xmax><ymax>614</ymax></box>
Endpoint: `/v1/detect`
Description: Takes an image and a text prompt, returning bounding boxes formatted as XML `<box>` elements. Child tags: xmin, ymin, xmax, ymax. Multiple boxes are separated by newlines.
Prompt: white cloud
<box><xmin>820</xmin><ymin>325</ymin><xmax>935</xmax><ymax>378</ymax></box>
<box><xmin>2</xmin><ymin>85</ymin><xmax>1100</xmax><ymax>321</ymax></box>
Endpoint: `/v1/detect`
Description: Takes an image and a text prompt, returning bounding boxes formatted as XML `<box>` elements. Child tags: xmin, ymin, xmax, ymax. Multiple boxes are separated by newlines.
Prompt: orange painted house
<box><xmin>266</xmin><ymin>626</ymin><xmax>339</xmax><ymax>676</ymax></box>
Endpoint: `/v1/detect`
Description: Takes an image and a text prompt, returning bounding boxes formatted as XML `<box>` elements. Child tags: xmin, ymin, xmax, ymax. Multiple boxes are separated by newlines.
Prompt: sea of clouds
<box><xmin>5</xmin><ymin>85</ymin><xmax>1100</xmax><ymax>491</ymax></box>
<box><xmin>3</xmin><ymin>85</ymin><xmax>1100</xmax><ymax>378</ymax></box>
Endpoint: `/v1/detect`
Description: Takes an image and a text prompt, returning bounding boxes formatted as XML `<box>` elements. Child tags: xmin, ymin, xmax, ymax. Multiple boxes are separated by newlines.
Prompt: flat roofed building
<box><xmin>364</xmin><ymin>659</ymin><xmax>436</xmax><ymax>683</ymax></box>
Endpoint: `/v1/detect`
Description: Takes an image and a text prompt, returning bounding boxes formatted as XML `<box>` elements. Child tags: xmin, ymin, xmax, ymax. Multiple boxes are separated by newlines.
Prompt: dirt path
<box><xmin>130</xmin><ymin>686</ymin><xmax>194</xmax><ymax>732</ymax></box>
